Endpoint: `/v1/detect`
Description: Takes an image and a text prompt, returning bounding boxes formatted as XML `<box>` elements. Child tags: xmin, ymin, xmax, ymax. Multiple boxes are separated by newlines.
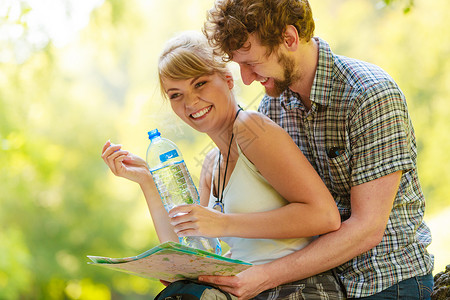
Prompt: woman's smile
<box><xmin>190</xmin><ymin>105</ymin><xmax>212</xmax><ymax>120</ymax></box>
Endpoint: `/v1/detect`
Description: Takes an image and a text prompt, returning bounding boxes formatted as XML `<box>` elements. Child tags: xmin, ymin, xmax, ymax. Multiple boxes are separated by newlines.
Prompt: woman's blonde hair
<box><xmin>158</xmin><ymin>31</ymin><xmax>229</xmax><ymax>99</ymax></box>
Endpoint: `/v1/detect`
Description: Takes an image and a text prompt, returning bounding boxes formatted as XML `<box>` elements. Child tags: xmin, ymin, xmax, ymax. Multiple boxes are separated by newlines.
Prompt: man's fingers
<box><xmin>159</xmin><ymin>280</ymin><xmax>170</xmax><ymax>287</ymax></box>
<box><xmin>198</xmin><ymin>276</ymin><xmax>243</xmax><ymax>298</ymax></box>
<box><xmin>216</xmin><ymin>286</ymin><xmax>240</xmax><ymax>298</ymax></box>
<box><xmin>198</xmin><ymin>275</ymin><xmax>236</xmax><ymax>287</ymax></box>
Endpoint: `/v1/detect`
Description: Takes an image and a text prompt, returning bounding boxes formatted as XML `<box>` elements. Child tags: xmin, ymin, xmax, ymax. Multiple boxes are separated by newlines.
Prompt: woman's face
<box><xmin>162</xmin><ymin>72</ymin><xmax>235</xmax><ymax>134</ymax></box>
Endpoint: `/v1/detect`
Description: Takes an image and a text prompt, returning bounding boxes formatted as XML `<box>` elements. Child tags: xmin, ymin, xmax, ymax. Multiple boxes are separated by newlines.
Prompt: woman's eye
<box><xmin>195</xmin><ymin>81</ymin><xmax>207</xmax><ymax>88</ymax></box>
<box><xmin>169</xmin><ymin>93</ymin><xmax>181</xmax><ymax>100</ymax></box>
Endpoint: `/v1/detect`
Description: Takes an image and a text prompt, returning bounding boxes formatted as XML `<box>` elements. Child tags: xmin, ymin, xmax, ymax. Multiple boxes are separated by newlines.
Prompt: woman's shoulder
<box><xmin>234</xmin><ymin>110</ymin><xmax>274</xmax><ymax>134</ymax></box>
<box><xmin>233</xmin><ymin>109</ymin><xmax>300</xmax><ymax>163</ymax></box>
<box><xmin>234</xmin><ymin>110</ymin><xmax>285</xmax><ymax>143</ymax></box>
<box><xmin>236</xmin><ymin>109</ymin><xmax>270</xmax><ymax>122</ymax></box>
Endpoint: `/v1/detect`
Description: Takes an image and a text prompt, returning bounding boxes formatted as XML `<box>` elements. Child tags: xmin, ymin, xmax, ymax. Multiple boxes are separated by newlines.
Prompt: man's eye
<box><xmin>195</xmin><ymin>81</ymin><xmax>207</xmax><ymax>88</ymax></box>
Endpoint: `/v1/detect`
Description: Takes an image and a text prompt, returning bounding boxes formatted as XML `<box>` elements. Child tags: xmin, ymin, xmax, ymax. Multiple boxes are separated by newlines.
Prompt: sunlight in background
<box><xmin>0</xmin><ymin>0</ymin><xmax>104</xmax><ymax>63</ymax></box>
<box><xmin>1</xmin><ymin>0</ymin><xmax>449</xmax><ymax>298</ymax></box>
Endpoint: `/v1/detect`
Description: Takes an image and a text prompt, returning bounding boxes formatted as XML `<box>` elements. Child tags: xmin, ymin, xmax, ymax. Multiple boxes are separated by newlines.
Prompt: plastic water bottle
<box><xmin>146</xmin><ymin>129</ymin><xmax>222</xmax><ymax>255</ymax></box>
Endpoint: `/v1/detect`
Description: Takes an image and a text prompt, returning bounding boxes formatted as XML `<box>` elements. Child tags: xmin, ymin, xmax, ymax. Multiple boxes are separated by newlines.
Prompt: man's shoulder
<box><xmin>316</xmin><ymin>38</ymin><xmax>395</xmax><ymax>89</ymax></box>
<box><xmin>333</xmin><ymin>53</ymin><xmax>396</xmax><ymax>92</ymax></box>
<box><xmin>315</xmin><ymin>37</ymin><xmax>399</xmax><ymax>104</ymax></box>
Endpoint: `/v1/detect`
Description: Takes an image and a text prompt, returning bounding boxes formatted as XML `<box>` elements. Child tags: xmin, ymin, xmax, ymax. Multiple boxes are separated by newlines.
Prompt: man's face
<box><xmin>231</xmin><ymin>34</ymin><xmax>297</xmax><ymax>97</ymax></box>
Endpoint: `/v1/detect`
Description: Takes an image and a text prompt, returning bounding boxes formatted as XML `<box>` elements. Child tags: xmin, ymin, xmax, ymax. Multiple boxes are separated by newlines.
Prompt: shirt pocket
<box><xmin>326</xmin><ymin>149</ymin><xmax>352</xmax><ymax>196</ymax></box>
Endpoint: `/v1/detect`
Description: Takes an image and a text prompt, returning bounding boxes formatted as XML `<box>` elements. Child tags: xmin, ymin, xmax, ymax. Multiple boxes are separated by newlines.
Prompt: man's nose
<box><xmin>240</xmin><ymin>64</ymin><xmax>256</xmax><ymax>86</ymax></box>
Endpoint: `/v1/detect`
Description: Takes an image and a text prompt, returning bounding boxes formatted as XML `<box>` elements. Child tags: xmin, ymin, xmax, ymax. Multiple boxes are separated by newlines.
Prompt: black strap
<box><xmin>216</xmin><ymin>107</ymin><xmax>243</xmax><ymax>209</ymax></box>
<box><xmin>154</xmin><ymin>280</ymin><xmax>233</xmax><ymax>300</ymax></box>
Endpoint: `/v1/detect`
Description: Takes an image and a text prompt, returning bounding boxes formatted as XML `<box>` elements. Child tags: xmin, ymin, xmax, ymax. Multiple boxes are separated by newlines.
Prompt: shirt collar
<box><xmin>310</xmin><ymin>37</ymin><xmax>334</xmax><ymax>107</ymax></box>
<box><xmin>280</xmin><ymin>88</ymin><xmax>304</xmax><ymax>111</ymax></box>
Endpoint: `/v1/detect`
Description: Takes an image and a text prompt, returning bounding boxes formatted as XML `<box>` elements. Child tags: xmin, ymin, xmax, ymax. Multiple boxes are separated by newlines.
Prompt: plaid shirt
<box><xmin>258</xmin><ymin>37</ymin><xmax>434</xmax><ymax>298</ymax></box>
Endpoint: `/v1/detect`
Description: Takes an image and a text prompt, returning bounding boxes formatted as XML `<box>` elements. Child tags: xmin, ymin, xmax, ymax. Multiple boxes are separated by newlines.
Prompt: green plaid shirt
<box><xmin>258</xmin><ymin>37</ymin><xmax>434</xmax><ymax>298</ymax></box>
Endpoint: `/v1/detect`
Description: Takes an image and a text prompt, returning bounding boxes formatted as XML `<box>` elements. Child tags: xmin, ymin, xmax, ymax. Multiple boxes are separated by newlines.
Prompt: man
<box><xmin>199</xmin><ymin>0</ymin><xmax>434</xmax><ymax>298</ymax></box>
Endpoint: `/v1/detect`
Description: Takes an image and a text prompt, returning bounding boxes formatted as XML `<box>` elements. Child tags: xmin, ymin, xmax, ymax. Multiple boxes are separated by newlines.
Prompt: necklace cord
<box><xmin>216</xmin><ymin>107</ymin><xmax>243</xmax><ymax>207</ymax></box>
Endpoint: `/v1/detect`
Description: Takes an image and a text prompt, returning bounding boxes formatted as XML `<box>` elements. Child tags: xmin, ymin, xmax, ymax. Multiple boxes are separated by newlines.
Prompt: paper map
<box><xmin>87</xmin><ymin>241</ymin><xmax>251</xmax><ymax>282</ymax></box>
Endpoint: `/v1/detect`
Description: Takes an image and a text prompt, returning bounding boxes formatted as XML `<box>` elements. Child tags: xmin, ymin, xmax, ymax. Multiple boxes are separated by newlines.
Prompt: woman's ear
<box><xmin>224</xmin><ymin>72</ymin><xmax>234</xmax><ymax>89</ymax></box>
<box><xmin>283</xmin><ymin>25</ymin><xmax>299</xmax><ymax>51</ymax></box>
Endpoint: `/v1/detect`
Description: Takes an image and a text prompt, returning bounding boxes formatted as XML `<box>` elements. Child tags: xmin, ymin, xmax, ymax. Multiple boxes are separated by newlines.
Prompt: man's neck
<box><xmin>289</xmin><ymin>38</ymin><xmax>319</xmax><ymax>110</ymax></box>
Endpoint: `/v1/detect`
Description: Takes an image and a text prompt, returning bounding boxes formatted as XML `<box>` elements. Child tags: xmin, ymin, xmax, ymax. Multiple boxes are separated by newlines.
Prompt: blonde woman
<box><xmin>101</xmin><ymin>31</ymin><xmax>344</xmax><ymax>299</ymax></box>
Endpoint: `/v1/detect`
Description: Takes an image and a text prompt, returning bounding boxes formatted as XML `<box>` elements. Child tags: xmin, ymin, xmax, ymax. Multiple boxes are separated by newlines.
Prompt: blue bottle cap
<box><xmin>148</xmin><ymin>129</ymin><xmax>161</xmax><ymax>140</ymax></box>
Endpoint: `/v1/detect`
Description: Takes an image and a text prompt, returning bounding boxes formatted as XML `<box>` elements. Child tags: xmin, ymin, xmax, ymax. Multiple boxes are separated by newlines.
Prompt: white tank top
<box><xmin>208</xmin><ymin>144</ymin><xmax>313</xmax><ymax>265</ymax></box>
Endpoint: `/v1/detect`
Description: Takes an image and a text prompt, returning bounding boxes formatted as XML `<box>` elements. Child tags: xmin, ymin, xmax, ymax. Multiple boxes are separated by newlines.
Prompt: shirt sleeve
<box><xmin>349</xmin><ymin>80</ymin><xmax>416</xmax><ymax>186</ymax></box>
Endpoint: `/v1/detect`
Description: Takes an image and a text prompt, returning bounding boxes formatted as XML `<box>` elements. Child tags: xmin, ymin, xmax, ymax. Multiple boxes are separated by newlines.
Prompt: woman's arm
<box><xmin>101</xmin><ymin>140</ymin><xmax>178</xmax><ymax>243</ymax></box>
<box><xmin>224</xmin><ymin>111</ymin><xmax>340</xmax><ymax>238</ymax></box>
<box><xmin>139</xmin><ymin>179</ymin><xmax>179</xmax><ymax>243</ymax></box>
<box><xmin>198</xmin><ymin>148</ymin><xmax>218</xmax><ymax>207</ymax></box>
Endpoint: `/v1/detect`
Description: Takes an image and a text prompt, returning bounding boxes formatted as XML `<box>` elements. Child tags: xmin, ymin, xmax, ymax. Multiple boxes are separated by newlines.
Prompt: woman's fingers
<box><xmin>101</xmin><ymin>142</ymin><xmax>130</xmax><ymax>175</ymax></box>
<box><xmin>171</xmin><ymin>218</ymin><xmax>198</xmax><ymax>234</ymax></box>
<box><xmin>168</xmin><ymin>204</ymin><xmax>194</xmax><ymax>218</ymax></box>
<box><xmin>101</xmin><ymin>140</ymin><xmax>111</xmax><ymax>155</ymax></box>
<box><xmin>168</xmin><ymin>204</ymin><xmax>222</xmax><ymax>237</ymax></box>
<box><xmin>169</xmin><ymin>205</ymin><xmax>196</xmax><ymax>235</ymax></box>
<box><xmin>101</xmin><ymin>143</ymin><xmax>119</xmax><ymax>162</ymax></box>
<box><xmin>104</xmin><ymin>144</ymin><xmax>122</xmax><ymax>157</ymax></box>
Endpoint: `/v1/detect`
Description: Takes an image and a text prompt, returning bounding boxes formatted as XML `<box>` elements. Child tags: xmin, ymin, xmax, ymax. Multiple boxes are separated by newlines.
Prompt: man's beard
<box><xmin>265</xmin><ymin>52</ymin><xmax>298</xmax><ymax>97</ymax></box>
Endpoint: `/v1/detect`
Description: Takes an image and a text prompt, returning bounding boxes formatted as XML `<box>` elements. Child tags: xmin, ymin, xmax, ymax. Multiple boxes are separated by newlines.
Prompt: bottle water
<box><xmin>146</xmin><ymin>129</ymin><xmax>222</xmax><ymax>255</ymax></box>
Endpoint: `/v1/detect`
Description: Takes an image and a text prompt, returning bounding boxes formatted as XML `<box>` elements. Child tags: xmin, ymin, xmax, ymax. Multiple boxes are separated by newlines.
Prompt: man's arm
<box><xmin>199</xmin><ymin>171</ymin><xmax>402</xmax><ymax>299</ymax></box>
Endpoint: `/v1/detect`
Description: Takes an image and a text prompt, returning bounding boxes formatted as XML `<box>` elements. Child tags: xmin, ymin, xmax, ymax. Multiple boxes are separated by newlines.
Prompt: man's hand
<box><xmin>198</xmin><ymin>264</ymin><xmax>273</xmax><ymax>299</ymax></box>
<box><xmin>159</xmin><ymin>280</ymin><xmax>170</xmax><ymax>287</ymax></box>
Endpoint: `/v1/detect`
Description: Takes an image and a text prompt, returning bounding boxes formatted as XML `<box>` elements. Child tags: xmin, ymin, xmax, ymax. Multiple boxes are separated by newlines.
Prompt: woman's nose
<box><xmin>185</xmin><ymin>93</ymin><xmax>199</xmax><ymax>107</ymax></box>
<box><xmin>240</xmin><ymin>64</ymin><xmax>257</xmax><ymax>85</ymax></box>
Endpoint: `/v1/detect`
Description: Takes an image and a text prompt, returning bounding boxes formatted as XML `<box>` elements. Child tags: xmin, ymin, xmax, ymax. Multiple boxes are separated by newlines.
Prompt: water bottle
<box><xmin>146</xmin><ymin>129</ymin><xmax>222</xmax><ymax>255</ymax></box>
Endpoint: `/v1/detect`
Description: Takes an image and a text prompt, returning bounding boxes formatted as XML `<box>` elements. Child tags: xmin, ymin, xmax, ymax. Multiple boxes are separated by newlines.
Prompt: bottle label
<box><xmin>159</xmin><ymin>149</ymin><xmax>179</xmax><ymax>163</ymax></box>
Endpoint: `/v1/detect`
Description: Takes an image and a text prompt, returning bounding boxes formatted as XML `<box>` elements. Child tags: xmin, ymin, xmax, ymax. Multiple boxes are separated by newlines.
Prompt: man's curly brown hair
<box><xmin>203</xmin><ymin>0</ymin><xmax>315</xmax><ymax>61</ymax></box>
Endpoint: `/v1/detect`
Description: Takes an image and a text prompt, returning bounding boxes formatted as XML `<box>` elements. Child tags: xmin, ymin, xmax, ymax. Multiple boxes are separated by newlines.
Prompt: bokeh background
<box><xmin>1</xmin><ymin>0</ymin><xmax>449</xmax><ymax>299</ymax></box>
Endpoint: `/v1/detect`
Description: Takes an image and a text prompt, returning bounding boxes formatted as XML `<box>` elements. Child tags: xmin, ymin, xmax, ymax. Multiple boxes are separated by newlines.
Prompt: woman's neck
<box><xmin>208</xmin><ymin>105</ymin><xmax>240</xmax><ymax>156</ymax></box>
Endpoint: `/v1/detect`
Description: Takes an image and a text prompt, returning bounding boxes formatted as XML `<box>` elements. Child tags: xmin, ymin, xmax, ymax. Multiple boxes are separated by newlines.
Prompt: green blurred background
<box><xmin>1</xmin><ymin>0</ymin><xmax>449</xmax><ymax>299</ymax></box>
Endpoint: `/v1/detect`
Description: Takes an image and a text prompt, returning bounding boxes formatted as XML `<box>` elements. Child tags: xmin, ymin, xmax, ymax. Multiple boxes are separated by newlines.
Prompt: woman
<box><xmin>101</xmin><ymin>31</ymin><xmax>344</xmax><ymax>299</ymax></box>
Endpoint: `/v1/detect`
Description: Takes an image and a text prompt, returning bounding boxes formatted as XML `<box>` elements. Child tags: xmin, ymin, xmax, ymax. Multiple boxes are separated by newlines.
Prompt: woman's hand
<box><xmin>101</xmin><ymin>140</ymin><xmax>151</xmax><ymax>185</ymax></box>
<box><xmin>168</xmin><ymin>204</ymin><xmax>227</xmax><ymax>238</ymax></box>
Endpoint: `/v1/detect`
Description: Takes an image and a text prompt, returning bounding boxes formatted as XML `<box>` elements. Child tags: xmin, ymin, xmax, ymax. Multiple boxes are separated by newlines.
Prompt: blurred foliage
<box><xmin>0</xmin><ymin>0</ymin><xmax>448</xmax><ymax>299</ymax></box>
<box><xmin>382</xmin><ymin>0</ymin><xmax>414</xmax><ymax>13</ymax></box>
